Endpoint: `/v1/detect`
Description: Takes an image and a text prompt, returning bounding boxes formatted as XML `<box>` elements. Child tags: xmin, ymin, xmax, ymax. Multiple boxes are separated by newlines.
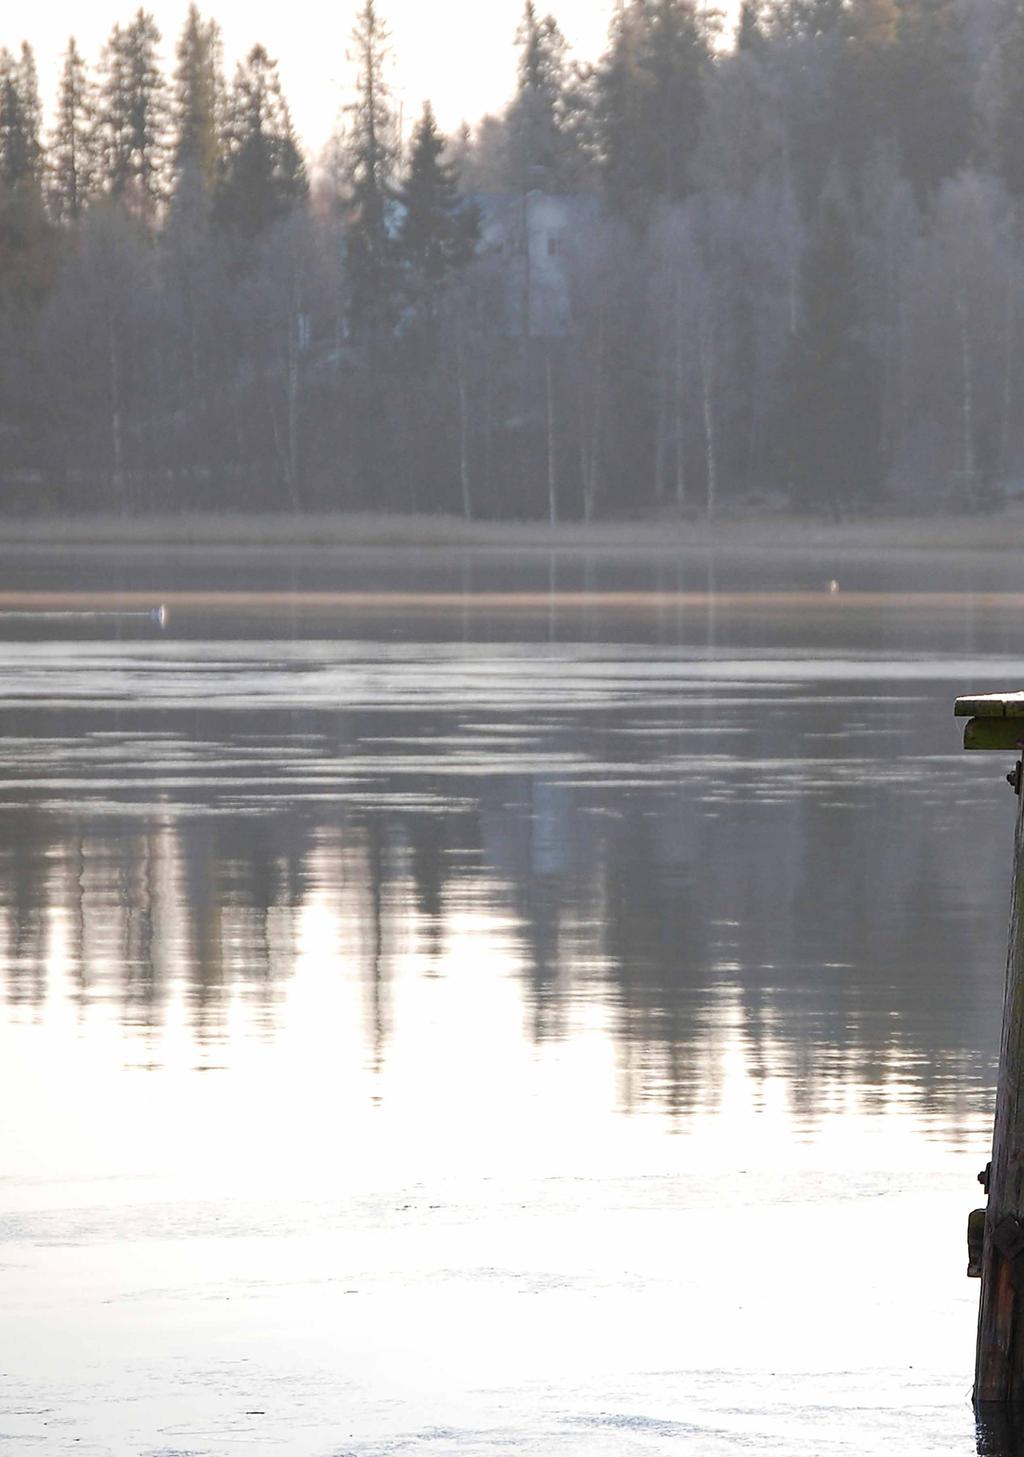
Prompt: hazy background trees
<box><xmin>6</xmin><ymin>0</ymin><xmax>1024</xmax><ymax>519</ymax></box>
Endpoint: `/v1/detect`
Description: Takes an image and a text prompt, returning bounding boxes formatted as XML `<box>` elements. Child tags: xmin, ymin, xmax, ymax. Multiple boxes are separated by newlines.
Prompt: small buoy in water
<box><xmin>151</xmin><ymin>604</ymin><xmax>168</xmax><ymax>628</ymax></box>
<box><xmin>828</xmin><ymin>579</ymin><xmax>839</xmax><ymax>595</ymax></box>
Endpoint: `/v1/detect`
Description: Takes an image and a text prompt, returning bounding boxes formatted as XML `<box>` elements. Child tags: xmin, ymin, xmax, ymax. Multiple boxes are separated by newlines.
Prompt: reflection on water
<box><xmin>0</xmin><ymin>626</ymin><xmax>1012</xmax><ymax>1136</ymax></box>
<box><xmin>1</xmin><ymin>562</ymin><xmax>1020</xmax><ymax>1454</ymax></box>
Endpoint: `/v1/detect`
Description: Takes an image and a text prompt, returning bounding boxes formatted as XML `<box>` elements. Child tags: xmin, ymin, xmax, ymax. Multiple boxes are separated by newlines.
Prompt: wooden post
<box><xmin>956</xmin><ymin>692</ymin><xmax>1024</xmax><ymax>1406</ymax></box>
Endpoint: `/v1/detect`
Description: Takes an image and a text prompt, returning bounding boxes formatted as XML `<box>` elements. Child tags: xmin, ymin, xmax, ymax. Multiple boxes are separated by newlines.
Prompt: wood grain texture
<box><xmin>976</xmin><ymin>784</ymin><xmax>1024</xmax><ymax>1402</ymax></box>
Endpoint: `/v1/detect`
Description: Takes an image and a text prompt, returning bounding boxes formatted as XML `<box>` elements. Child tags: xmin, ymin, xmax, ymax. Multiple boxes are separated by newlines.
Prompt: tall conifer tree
<box><xmin>215</xmin><ymin>45</ymin><xmax>306</xmax><ymax>238</ymax></box>
<box><xmin>343</xmin><ymin>0</ymin><xmax>399</xmax><ymax>345</ymax></box>
<box><xmin>0</xmin><ymin>44</ymin><xmax>42</xmax><ymax>192</ymax></box>
<box><xmin>17</xmin><ymin>44</ymin><xmax>42</xmax><ymax>183</ymax></box>
<box><xmin>510</xmin><ymin>3</ymin><xmax>572</xmax><ymax>189</ymax></box>
<box><xmin>95</xmin><ymin>10</ymin><xmax>168</xmax><ymax>219</ymax></box>
<box><xmin>172</xmin><ymin>5</ymin><xmax>225</xmax><ymax>197</ymax></box>
<box><xmin>397</xmin><ymin>103</ymin><xmax>478</xmax><ymax>299</ymax></box>
<box><xmin>49</xmin><ymin>39</ymin><xmax>95</xmax><ymax>223</ymax></box>
<box><xmin>596</xmin><ymin>0</ymin><xmax>714</xmax><ymax>217</ymax></box>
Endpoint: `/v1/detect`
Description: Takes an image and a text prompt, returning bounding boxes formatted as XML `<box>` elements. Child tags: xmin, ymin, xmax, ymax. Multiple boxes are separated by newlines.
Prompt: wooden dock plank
<box><xmin>956</xmin><ymin>693</ymin><xmax>1024</xmax><ymax>719</ymax></box>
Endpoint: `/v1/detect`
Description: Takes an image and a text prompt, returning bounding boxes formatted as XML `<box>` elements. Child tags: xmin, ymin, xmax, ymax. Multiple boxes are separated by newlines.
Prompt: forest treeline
<box><xmin>3</xmin><ymin>0</ymin><xmax>1024</xmax><ymax>519</ymax></box>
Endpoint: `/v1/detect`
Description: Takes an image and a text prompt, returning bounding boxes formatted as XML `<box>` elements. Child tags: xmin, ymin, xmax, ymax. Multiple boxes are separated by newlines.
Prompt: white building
<box><xmin>473</xmin><ymin>191</ymin><xmax>601</xmax><ymax>340</ymax></box>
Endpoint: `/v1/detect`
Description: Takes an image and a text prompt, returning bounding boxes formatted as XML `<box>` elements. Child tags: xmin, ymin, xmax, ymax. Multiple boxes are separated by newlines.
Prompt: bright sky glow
<box><xmin>21</xmin><ymin>2</ymin><xmax>618</xmax><ymax>163</ymax></box>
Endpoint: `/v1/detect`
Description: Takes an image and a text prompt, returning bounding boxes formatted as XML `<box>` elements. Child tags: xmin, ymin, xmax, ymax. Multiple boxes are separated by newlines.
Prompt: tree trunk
<box><xmin>700</xmin><ymin>317</ymin><xmax>717</xmax><ymax>522</ymax></box>
<box><xmin>956</xmin><ymin>260</ymin><xmax>976</xmax><ymax>504</ymax></box>
<box><xmin>286</xmin><ymin>313</ymin><xmax>301</xmax><ymax>510</ymax></box>
<box><xmin>456</xmin><ymin>322</ymin><xmax>473</xmax><ymax>521</ymax></box>
<box><xmin>546</xmin><ymin>346</ymin><xmax>558</xmax><ymax>527</ymax></box>
<box><xmin>675</xmin><ymin>274</ymin><xmax>687</xmax><ymax>509</ymax></box>
<box><xmin>108</xmin><ymin>312</ymin><xmax>125</xmax><ymax>508</ymax></box>
<box><xmin>999</xmin><ymin>270</ymin><xmax>1016</xmax><ymax>484</ymax></box>
<box><xmin>591</xmin><ymin>315</ymin><xmax>604</xmax><ymax>521</ymax></box>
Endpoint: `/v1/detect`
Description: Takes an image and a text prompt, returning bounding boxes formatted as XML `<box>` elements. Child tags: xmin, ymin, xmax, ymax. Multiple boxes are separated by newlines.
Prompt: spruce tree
<box><xmin>17</xmin><ymin>45</ymin><xmax>42</xmax><ymax>183</ymax></box>
<box><xmin>643</xmin><ymin>0</ymin><xmax>714</xmax><ymax>201</ymax></box>
<box><xmin>397</xmin><ymin>103</ymin><xmax>478</xmax><ymax>300</ymax></box>
<box><xmin>0</xmin><ymin>43</ymin><xmax>43</xmax><ymax>195</ymax></box>
<box><xmin>172</xmin><ymin>5</ymin><xmax>225</xmax><ymax>197</ymax></box>
<box><xmin>49</xmin><ymin>38</ymin><xmax>96</xmax><ymax>223</ymax></box>
<box><xmin>596</xmin><ymin>0</ymin><xmax>713</xmax><ymax>217</ymax></box>
<box><xmin>343</xmin><ymin>0</ymin><xmax>399</xmax><ymax>346</ymax></box>
<box><xmin>215</xmin><ymin>45</ymin><xmax>306</xmax><ymax>238</ymax></box>
<box><xmin>95</xmin><ymin>10</ymin><xmax>168</xmax><ymax>219</ymax></box>
<box><xmin>593</xmin><ymin>5</ymin><xmax>643</xmax><ymax>214</ymax></box>
<box><xmin>510</xmin><ymin>3</ymin><xmax>572</xmax><ymax>189</ymax></box>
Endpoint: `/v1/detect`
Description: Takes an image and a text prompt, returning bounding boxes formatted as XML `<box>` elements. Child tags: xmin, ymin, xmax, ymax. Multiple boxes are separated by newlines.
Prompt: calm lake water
<box><xmin>2</xmin><ymin>542</ymin><xmax>1023</xmax><ymax>1455</ymax></box>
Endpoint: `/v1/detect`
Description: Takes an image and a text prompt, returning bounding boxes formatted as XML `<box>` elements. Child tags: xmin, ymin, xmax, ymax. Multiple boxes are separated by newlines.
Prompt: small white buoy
<box><xmin>828</xmin><ymin>579</ymin><xmax>839</xmax><ymax>595</ymax></box>
<box><xmin>152</xmin><ymin>604</ymin><xmax>168</xmax><ymax>628</ymax></box>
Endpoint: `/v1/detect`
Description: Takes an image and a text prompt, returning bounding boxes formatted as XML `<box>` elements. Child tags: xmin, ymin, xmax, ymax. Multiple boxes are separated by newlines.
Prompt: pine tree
<box><xmin>0</xmin><ymin>44</ymin><xmax>42</xmax><ymax>193</ymax></box>
<box><xmin>49</xmin><ymin>38</ymin><xmax>96</xmax><ymax>223</ymax></box>
<box><xmin>0</xmin><ymin>38</ymin><xmax>55</xmax><ymax>328</ymax></box>
<box><xmin>215</xmin><ymin>45</ymin><xmax>307</xmax><ymax>238</ymax></box>
<box><xmin>593</xmin><ymin>5</ymin><xmax>643</xmax><ymax>214</ymax></box>
<box><xmin>509</xmin><ymin>3</ymin><xmax>572</xmax><ymax>190</ymax></box>
<box><xmin>95</xmin><ymin>10</ymin><xmax>168</xmax><ymax>219</ymax></box>
<box><xmin>397</xmin><ymin>103</ymin><xmax>478</xmax><ymax>298</ymax></box>
<box><xmin>17</xmin><ymin>45</ymin><xmax>42</xmax><ymax>183</ymax></box>
<box><xmin>342</xmin><ymin>0</ymin><xmax>400</xmax><ymax>345</ymax></box>
<box><xmin>172</xmin><ymin>5</ymin><xmax>225</xmax><ymax>196</ymax></box>
<box><xmin>596</xmin><ymin>0</ymin><xmax>714</xmax><ymax>217</ymax></box>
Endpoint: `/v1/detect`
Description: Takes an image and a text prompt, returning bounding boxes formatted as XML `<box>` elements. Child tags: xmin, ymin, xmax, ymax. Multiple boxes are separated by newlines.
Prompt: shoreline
<box><xmin>4</xmin><ymin>509</ymin><xmax>1024</xmax><ymax>553</ymax></box>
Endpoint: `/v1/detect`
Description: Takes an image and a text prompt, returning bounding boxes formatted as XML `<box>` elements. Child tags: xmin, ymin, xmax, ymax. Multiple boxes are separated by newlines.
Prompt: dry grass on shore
<box><xmin>4</xmin><ymin>509</ymin><xmax>1024</xmax><ymax>553</ymax></box>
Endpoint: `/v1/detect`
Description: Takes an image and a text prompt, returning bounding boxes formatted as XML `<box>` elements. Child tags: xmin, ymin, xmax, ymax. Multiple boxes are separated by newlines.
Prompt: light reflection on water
<box><xmin>0</xmin><ymin>567</ymin><xmax>1019</xmax><ymax>1453</ymax></box>
<box><xmin>0</xmin><ymin>637</ymin><xmax>1007</xmax><ymax>1130</ymax></box>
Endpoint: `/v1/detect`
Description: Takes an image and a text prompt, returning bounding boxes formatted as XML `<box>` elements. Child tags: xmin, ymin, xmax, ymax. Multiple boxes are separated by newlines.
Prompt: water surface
<box><xmin>0</xmin><ymin>544</ymin><xmax>1019</xmax><ymax>1455</ymax></box>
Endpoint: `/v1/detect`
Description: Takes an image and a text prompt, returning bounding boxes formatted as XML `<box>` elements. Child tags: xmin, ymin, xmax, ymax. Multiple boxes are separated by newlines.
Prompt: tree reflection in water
<box><xmin>0</xmin><ymin>737</ymin><xmax>1006</xmax><ymax>1139</ymax></box>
